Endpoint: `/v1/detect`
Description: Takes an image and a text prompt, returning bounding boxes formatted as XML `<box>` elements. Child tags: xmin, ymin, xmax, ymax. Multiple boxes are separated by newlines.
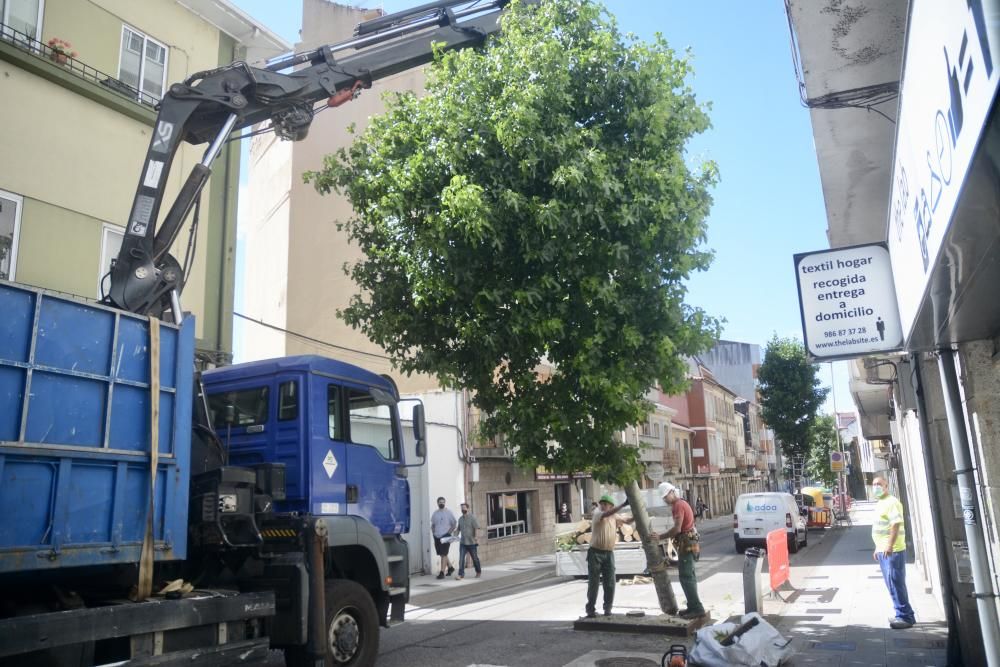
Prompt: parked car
<box><xmin>734</xmin><ymin>492</ymin><xmax>808</xmax><ymax>554</ymax></box>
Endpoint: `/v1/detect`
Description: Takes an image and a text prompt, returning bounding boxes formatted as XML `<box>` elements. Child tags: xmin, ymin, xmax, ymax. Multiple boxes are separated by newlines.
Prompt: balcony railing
<box><xmin>1</xmin><ymin>24</ymin><xmax>160</xmax><ymax>108</ymax></box>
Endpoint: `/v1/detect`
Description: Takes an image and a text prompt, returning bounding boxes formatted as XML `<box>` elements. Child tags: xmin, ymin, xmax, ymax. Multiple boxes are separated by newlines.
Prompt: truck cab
<box><xmin>201</xmin><ymin>355</ymin><xmax>418</xmax><ymax>535</ymax></box>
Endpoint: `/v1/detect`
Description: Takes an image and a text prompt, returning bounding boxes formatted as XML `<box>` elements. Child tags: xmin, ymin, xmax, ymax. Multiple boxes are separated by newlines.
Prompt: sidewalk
<box><xmin>408</xmin><ymin>512</ymin><xmax>734</xmax><ymax>608</ymax></box>
<box><xmin>765</xmin><ymin>500</ymin><xmax>948</xmax><ymax>666</ymax></box>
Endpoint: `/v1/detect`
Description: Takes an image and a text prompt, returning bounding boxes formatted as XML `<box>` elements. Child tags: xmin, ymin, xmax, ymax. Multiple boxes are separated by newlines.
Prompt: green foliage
<box><xmin>806</xmin><ymin>414</ymin><xmax>838</xmax><ymax>487</ymax></box>
<box><xmin>757</xmin><ymin>335</ymin><xmax>829</xmax><ymax>461</ymax></box>
<box><xmin>304</xmin><ymin>0</ymin><xmax>719</xmax><ymax>482</ymax></box>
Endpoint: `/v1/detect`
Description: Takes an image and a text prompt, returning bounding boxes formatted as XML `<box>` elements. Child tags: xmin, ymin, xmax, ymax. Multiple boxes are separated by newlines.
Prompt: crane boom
<box><xmin>106</xmin><ymin>0</ymin><xmax>525</xmax><ymax>318</ymax></box>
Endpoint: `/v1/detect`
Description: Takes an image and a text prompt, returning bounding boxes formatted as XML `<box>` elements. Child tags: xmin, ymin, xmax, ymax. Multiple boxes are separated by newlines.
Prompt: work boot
<box><xmin>436</xmin><ymin>572</ymin><xmax>445</xmax><ymax>580</ymax></box>
<box><xmin>447</xmin><ymin>566</ymin><xmax>455</xmax><ymax>576</ymax></box>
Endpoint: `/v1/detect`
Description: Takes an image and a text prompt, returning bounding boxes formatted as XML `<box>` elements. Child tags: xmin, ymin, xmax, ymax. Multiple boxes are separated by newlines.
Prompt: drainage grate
<box><xmin>595</xmin><ymin>659</ymin><xmax>659</xmax><ymax>667</ymax></box>
<box><xmin>805</xmin><ymin>608</ymin><xmax>842</xmax><ymax>614</ymax></box>
<box><xmin>893</xmin><ymin>638</ymin><xmax>947</xmax><ymax>650</ymax></box>
<box><xmin>810</xmin><ymin>641</ymin><xmax>857</xmax><ymax>651</ymax></box>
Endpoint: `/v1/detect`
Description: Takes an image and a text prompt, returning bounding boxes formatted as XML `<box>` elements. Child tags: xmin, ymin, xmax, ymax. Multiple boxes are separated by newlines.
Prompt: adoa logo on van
<box><xmin>746</xmin><ymin>501</ymin><xmax>778</xmax><ymax>512</ymax></box>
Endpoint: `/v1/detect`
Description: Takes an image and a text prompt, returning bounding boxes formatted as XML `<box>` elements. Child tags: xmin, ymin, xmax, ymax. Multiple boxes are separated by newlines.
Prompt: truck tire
<box><xmin>285</xmin><ymin>579</ymin><xmax>380</xmax><ymax>667</ymax></box>
<box><xmin>788</xmin><ymin>532</ymin><xmax>800</xmax><ymax>554</ymax></box>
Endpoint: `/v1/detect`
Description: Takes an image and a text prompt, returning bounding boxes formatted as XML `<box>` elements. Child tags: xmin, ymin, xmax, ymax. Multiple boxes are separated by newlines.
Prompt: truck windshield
<box><xmin>207</xmin><ymin>387</ymin><xmax>268</xmax><ymax>428</ymax></box>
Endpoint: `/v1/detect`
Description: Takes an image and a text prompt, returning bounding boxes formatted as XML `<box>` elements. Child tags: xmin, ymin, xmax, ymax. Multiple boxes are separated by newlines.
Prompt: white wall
<box><xmin>239</xmin><ymin>132</ymin><xmax>292</xmax><ymax>362</ymax></box>
<box><xmin>402</xmin><ymin>389</ymin><xmax>466</xmax><ymax>574</ymax></box>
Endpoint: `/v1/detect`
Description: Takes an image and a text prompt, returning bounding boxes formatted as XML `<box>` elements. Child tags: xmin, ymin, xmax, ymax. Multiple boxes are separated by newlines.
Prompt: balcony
<box><xmin>1</xmin><ymin>24</ymin><xmax>159</xmax><ymax>120</ymax></box>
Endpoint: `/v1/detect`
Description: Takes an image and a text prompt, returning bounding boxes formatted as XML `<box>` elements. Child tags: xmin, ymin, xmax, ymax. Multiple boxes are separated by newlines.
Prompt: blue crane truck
<box><xmin>0</xmin><ymin>1</ymin><xmax>524</xmax><ymax>664</ymax></box>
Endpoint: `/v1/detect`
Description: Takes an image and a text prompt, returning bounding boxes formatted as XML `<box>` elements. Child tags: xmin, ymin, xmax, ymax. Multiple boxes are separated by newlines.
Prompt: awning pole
<box><xmin>937</xmin><ymin>348</ymin><xmax>1000</xmax><ymax>666</ymax></box>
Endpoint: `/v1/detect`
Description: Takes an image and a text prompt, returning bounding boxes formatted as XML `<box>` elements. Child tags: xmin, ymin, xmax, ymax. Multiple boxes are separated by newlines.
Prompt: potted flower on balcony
<box><xmin>47</xmin><ymin>38</ymin><xmax>77</xmax><ymax>65</ymax></box>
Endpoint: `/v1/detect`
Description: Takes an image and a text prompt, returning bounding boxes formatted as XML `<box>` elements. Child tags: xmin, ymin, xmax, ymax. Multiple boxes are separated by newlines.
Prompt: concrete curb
<box><xmin>409</xmin><ymin>565</ymin><xmax>560</xmax><ymax>608</ymax></box>
<box><xmin>573</xmin><ymin>612</ymin><xmax>710</xmax><ymax>636</ymax></box>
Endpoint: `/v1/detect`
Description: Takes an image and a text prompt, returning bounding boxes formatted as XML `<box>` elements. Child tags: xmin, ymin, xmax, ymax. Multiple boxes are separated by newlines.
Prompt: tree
<box><xmin>757</xmin><ymin>336</ymin><xmax>828</xmax><ymax>483</ymax></box>
<box><xmin>306</xmin><ymin>0</ymin><xmax>717</xmax><ymax>480</ymax></box>
<box><xmin>806</xmin><ymin>414</ymin><xmax>838</xmax><ymax>488</ymax></box>
<box><xmin>305</xmin><ymin>0</ymin><xmax>718</xmax><ymax>614</ymax></box>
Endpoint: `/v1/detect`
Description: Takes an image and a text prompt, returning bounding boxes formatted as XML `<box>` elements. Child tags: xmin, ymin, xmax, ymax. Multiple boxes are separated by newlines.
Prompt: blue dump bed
<box><xmin>0</xmin><ymin>281</ymin><xmax>193</xmax><ymax>573</ymax></box>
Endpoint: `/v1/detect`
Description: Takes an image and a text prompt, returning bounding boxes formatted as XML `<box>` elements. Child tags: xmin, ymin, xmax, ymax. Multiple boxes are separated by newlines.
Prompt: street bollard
<box><xmin>743</xmin><ymin>547</ymin><xmax>764</xmax><ymax>614</ymax></box>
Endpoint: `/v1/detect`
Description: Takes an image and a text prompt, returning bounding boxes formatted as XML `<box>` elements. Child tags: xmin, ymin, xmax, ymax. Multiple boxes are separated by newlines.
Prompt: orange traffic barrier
<box><xmin>766</xmin><ymin>528</ymin><xmax>790</xmax><ymax>592</ymax></box>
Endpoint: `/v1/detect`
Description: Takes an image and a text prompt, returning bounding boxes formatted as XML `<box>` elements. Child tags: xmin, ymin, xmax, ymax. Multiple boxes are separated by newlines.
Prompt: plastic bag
<box><xmin>688</xmin><ymin>613</ymin><xmax>794</xmax><ymax>667</ymax></box>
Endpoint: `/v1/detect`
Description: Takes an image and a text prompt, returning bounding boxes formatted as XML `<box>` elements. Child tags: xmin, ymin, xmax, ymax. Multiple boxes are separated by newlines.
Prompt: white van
<box><xmin>733</xmin><ymin>492</ymin><xmax>807</xmax><ymax>554</ymax></box>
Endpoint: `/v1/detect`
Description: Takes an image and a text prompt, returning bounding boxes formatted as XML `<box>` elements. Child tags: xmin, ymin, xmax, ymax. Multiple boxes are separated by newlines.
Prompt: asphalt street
<box><xmin>371</xmin><ymin>523</ymin><xmax>830</xmax><ymax>667</ymax></box>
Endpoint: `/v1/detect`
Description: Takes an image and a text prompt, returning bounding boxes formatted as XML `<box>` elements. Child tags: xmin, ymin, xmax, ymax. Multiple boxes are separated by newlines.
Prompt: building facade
<box><xmin>788</xmin><ymin>1</ymin><xmax>1000</xmax><ymax>662</ymax></box>
<box><xmin>0</xmin><ymin>0</ymin><xmax>285</xmax><ymax>359</ymax></box>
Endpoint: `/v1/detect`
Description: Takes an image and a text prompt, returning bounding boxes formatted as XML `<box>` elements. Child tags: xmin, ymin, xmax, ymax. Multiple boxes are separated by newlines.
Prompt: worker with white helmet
<box><xmin>655</xmin><ymin>482</ymin><xmax>705</xmax><ymax>619</ymax></box>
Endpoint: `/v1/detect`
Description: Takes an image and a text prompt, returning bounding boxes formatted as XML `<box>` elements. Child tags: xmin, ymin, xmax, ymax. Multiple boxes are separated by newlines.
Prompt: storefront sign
<box><xmin>888</xmin><ymin>0</ymin><xmax>1000</xmax><ymax>343</ymax></box>
<box><xmin>830</xmin><ymin>451</ymin><xmax>845</xmax><ymax>473</ymax></box>
<box><xmin>794</xmin><ymin>243</ymin><xmax>903</xmax><ymax>360</ymax></box>
<box><xmin>534</xmin><ymin>467</ymin><xmax>591</xmax><ymax>481</ymax></box>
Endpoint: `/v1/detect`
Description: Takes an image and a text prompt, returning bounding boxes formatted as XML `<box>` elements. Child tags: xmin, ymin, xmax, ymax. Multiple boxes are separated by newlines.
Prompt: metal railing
<box><xmin>1</xmin><ymin>24</ymin><xmax>160</xmax><ymax>108</ymax></box>
<box><xmin>487</xmin><ymin>520</ymin><xmax>526</xmax><ymax>540</ymax></box>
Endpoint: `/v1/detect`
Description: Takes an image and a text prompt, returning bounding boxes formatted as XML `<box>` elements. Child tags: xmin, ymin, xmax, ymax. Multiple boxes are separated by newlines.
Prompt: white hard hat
<box><xmin>658</xmin><ymin>482</ymin><xmax>678</xmax><ymax>499</ymax></box>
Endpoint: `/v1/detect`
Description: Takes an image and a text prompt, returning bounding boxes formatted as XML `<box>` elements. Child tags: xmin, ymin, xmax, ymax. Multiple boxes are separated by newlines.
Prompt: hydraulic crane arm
<box><xmin>106</xmin><ymin>0</ymin><xmax>525</xmax><ymax>318</ymax></box>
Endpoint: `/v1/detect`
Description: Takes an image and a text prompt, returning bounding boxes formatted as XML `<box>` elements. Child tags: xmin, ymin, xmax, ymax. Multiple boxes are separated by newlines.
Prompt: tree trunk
<box><xmin>624</xmin><ymin>480</ymin><xmax>678</xmax><ymax>614</ymax></box>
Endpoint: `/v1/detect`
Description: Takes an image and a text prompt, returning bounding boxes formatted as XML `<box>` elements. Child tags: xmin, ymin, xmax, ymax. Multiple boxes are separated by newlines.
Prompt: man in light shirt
<box><xmin>431</xmin><ymin>497</ymin><xmax>457</xmax><ymax>579</ymax></box>
<box><xmin>584</xmin><ymin>494</ymin><xmax>633</xmax><ymax>618</ymax></box>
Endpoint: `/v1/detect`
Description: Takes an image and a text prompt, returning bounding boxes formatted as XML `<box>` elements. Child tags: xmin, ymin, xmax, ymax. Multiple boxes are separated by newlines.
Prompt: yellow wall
<box><xmin>1</xmin><ymin>0</ymin><xmax>231</xmax><ymax>342</ymax></box>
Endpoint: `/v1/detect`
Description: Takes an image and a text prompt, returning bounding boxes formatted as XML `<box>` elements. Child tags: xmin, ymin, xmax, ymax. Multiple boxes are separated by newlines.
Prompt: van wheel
<box><xmin>735</xmin><ymin>538</ymin><xmax>746</xmax><ymax>554</ymax></box>
<box><xmin>788</xmin><ymin>533</ymin><xmax>800</xmax><ymax>554</ymax></box>
<box><xmin>802</xmin><ymin>531</ymin><xmax>808</xmax><ymax>548</ymax></box>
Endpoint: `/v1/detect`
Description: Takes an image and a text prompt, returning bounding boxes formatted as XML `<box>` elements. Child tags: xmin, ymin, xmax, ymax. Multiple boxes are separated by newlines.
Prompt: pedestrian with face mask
<box><xmin>455</xmin><ymin>502</ymin><xmax>481</xmax><ymax>579</ymax></box>
<box><xmin>872</xmin><ymin>476</ymin><xmax>915</xmax><ymax>629</ymax></box>
<box><xmin>431</xmin><ymin>497</ymin><xmax>457</xmax><ymax>579</ymax></box>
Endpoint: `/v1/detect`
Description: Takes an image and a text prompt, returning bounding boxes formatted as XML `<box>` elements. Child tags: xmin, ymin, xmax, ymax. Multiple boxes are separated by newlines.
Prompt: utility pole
<box><xmin>829</xmin><ymin>363</ymin><xmax>848</xmax><ymax>519</ymax></box>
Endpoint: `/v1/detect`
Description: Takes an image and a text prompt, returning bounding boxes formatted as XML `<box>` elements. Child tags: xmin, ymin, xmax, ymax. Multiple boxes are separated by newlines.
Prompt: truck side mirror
<box><xmin>413</xmin><ymin>403</ymin><xmax>426</xmax><ymax>457</ymax></box>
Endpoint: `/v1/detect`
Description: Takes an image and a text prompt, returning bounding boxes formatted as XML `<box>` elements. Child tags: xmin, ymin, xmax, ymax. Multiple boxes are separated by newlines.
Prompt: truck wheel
<box><xmin>286</xmin><ymin>579</ymin><xmax>379</xmax><ymax>667</ymax></box>
<box><xmin>735</xmin><ymin>538</ymin><xmax>746</xmax><ymax>554</ymax></box>
<box><xmin>788</xmin><ymin>533</ymin><xmax>800</xmax><ymax>554</ymax></box>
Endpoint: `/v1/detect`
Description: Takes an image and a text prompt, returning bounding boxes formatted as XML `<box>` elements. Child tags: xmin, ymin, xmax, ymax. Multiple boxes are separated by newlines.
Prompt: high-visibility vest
<box><xmin>872</xmin><ymin>496</ymin><xmax>906</xmax><ymax>552</ymax></box>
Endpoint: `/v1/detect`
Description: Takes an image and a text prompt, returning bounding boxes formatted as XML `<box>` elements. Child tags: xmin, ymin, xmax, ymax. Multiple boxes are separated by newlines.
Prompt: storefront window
<box><xmin>487</xmin><ymin>491</ymin><xmax>532</xmax><ymax>539</ymax></box>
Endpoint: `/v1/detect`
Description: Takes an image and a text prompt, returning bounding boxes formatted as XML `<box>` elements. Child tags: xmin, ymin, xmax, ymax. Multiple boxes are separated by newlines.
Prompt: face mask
<box><xmin>873</xmin><ymin>486</ymin><xmax>886</xmax><ymax>499</ymax></box>
<box><xmin>461</xmin><ymin>509</ymin><xmax>468</xmax><ymax>514</ymax></box>
<box><xmin>438</xmin><ymin>503</ymin><xmax>445</xmax><ymax>509</ymax></box>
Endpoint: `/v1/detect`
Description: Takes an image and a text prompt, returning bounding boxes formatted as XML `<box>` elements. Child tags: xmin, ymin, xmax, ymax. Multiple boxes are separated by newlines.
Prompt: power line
<box><xmin>233</xmin><ymin>311</ymin><xmax>392</xmax><ymax>362</ymax></box>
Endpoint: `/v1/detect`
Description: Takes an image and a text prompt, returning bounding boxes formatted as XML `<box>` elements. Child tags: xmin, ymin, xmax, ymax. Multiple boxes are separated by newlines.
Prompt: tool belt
<box><xmin>676</xmin><ymin>528</ymin><xmax>701</xmax><ymax>555</ymax></box>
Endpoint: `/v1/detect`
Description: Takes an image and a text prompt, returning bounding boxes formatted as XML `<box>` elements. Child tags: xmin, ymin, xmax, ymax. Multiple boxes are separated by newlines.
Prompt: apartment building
<box><xmin>0</xmin><ymin>0</ymin><xmax>285</xmax><ymax>359</ymax></box>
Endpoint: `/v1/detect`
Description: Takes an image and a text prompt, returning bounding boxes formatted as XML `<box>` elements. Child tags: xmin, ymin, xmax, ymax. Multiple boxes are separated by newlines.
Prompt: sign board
<box><xmin>887</xmin><ymin>0</ymin><xmax>1000</xmax><ymax>343</ymax></box>
<box><xmin>830</xmin><ymin>451</ymin><xmax>845</xmax><ymax>473</ymax></box>
<box><xmin>534</xmin><ymin>467</ymin><xmax>591</xmax><ymax>481</ymax></box>
<box><xmin>794</xmin><ymin>243</ymin><xmax>904</xmax><ymax>360</ymax></box>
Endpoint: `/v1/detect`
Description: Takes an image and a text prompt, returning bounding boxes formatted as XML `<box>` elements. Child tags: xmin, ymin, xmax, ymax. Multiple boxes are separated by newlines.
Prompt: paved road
<box><xmin>372</xmin><ymin>523</ymin><xmax>829</xmax><ymax>667</ymax></box>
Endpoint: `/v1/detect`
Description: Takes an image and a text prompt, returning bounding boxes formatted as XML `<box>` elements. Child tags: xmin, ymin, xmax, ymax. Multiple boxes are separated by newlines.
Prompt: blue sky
<box><xmin>229</xmin><ymin>0</ymin><xmax>853</xmax><ymax>413</ymax></box>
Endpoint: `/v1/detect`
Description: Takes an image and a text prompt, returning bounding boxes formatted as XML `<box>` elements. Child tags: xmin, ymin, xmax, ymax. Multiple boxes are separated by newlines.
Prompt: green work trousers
<box><xmin>678</xmin><ymin>550</ymin><xmax>704</xmax><ymax>613</ymax></box>
<box><xmin>586</xmin><ymin>547</ymin><xmax>615</xmax><ymax>613</ymax></box>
